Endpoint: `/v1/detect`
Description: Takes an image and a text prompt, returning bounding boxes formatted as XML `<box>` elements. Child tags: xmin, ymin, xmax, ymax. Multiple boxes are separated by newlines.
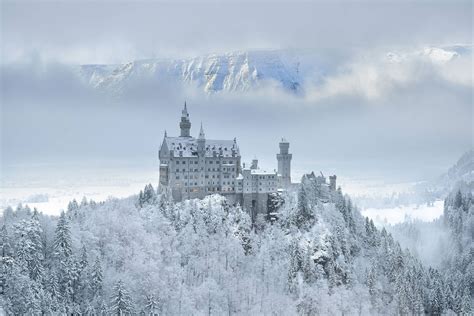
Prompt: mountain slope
<box><xmin>77</xmin><ymin>45</ymin><xmax>472</xmax><ymax>96</ymax></box>
<box><xmin>2</xmin><ymin>174</ymin><xmax>466</xmax><ymax>314</ymax></box>
<box><xmin>79</xmin><ymin>50</ymin><xmax>303</xmax><ymax>94</ymax></box>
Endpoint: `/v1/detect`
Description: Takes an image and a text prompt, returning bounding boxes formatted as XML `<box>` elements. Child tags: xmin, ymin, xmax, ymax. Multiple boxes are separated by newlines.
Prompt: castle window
<box><xmin>176</xmin><ymin>176</ymin><xmax>180</xmax><ymax>180</ymax></box>
<box><xmin>194</xmin><ymin>161</ymin><xmax>198</xmax><ymax>164</ymax></box>
<box><xmin>182</xmin><ymin>169</ymin><xmax>185</xmax><ymax>172</ymax></box>
<box><xmin>176</xmin><ymin>169</ymin><xmax>179</xmax><ymax>172</ymax></box>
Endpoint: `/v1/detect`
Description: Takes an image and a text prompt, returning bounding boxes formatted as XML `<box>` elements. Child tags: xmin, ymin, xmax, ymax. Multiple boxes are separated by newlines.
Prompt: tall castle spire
<box><xmin>197</xmin><ymin>122</ymin><xmax>206</xmax><ymax>155</ymax></box>
<box><xmin>180</xmin><ymin>101</ymin><xmax>191</xmax><ymax>137</ymax></box>
<box><xmin>198</xmin><ymin>122</ymin><xmax>205</xmax><ymax>139</ymax></box>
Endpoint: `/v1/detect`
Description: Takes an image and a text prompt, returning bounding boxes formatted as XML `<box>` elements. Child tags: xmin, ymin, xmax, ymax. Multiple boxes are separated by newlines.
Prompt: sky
<box><xmin>2</xmin><ymin>1</ymin><xmax>472</xmax><ymax>64</ymax></box>
<box><xmin>1</xmin><ymin>1</ymin><xmax>473</xmax><ymax>212</ymax></box>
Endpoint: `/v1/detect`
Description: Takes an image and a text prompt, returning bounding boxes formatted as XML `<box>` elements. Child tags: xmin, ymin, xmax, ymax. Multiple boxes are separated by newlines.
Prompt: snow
<box><xmin>78</xmin><ymin>45</ymin><xmax>472</xmax><ymax>95</ymax></box>
<box><xmin>250</xmin><ymin>169</ymin><xmax>277</xmax><ymax>175</ymax></box>
<box><xmin>361</xmin><ymin>200</ymin><xmax>444</xmax><ymax>225</ymax></box>
<box><xmin>163</xmin><ymin>136</ymin><xmax>239</xmax><ymax>158</ymax></box>
<box><xmin>79</xmin><ymin>50</ymin><xmax>302</xmax><ymax>94</ymax></box>
<box><xmin>0</xmin><ymin>163</ymin><xmax>156</xmax><ymax>216</ymax></box>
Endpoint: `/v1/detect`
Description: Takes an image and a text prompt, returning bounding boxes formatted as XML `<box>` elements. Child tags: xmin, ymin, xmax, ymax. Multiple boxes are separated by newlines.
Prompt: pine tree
<box><xmin>301</xmin><ymin>245</ymin><xmax>317</xmax><ymax>284</ymax></box>
<box><xmin>48</xmin><ymin>271</ymin><xmax>61</xmax><ymax>310</ymax></box>
<box><xmin>80</xmin><ymin>197</ymin><xmax>89</xmax><ymax>207</ymax></box>
<box><xmin>413</xmin><ymin>291</ymin><xmax>424</xmax><ymax>315</ymax></box>
<box><xmin>145</xmin><ymin>293</ymin><xmax>161</xmax><ymax>315</ymax></box>
<box><xmin>0</xmin><ymin>224</ymin><xmax>12</xmax><ymax>295</ymax></box>
<box><xmin>366</xmin><ymin>265</ymin><xmax>377</xmax><ymax>307</ymax></box>
<box><xmin>461</xmin><ymin>287</ymin><xmax>471</xmax><ymax>314</ymax></box>
<box><xmin>53</xmin><ymin>211</ymin><xmax>74</xmax><ymax>310</ymax></box>
<box><xmin>287</xmin><ymin>237</ymin><xmax>302</xmax><ymax>294</ymax></box>
<box><xmin>54</xmin><ymin>211</ymin><xmax>73</xmax><ymax>258</ymax></box>
<box><xmin>430</xmin><ymin>283</ymin><xmax>445</xmax><ymax>315</ymax></box>
<box><xmin>327</xmin><ymin>261</ymin><xmax>337</xmax><ymax>295</ymax></box>
<box><xmin>3</xmin><ymin>263</ymin><xmax>38</xmax><ymax>314</ymax></box>
<box><xmin>90</xmin><ymin>257</ymin><xmax>104</xmax><ymax>298</ymax></box>
<box><xmin>76</xmin><ymin>245</ymin><xmax>89</xmax><ymax>312</ymax></box>
<box><xmin>29</xmin><ymin>209</ymin><xmax>44</xmax><ymax>281</ymax></box>
<box><xmin>137</xmin><ymin>190</ymin><xmax>144</xmax><ymax>208</ymax></box>
<box><xmin>295</xmin><ymin>184</ymin><xmax>314</xmax><ymax>229</ymax></box>
<box><xmin>110</xmin><ymin>280</ymin><xmax>134</xmax><ymax>315</ymax></box>
<box><xmin>68</xmin><ymin>199</ymin><xmax>79</xmax><ymax>214</ymax></box>
<box><xmin>13</xmin><ymin>216</ymin><xmax>44</xmax><ymax>281</ymax></box>
<box><xmin>454</xmin><ymin>190</ymin><xmax>463</xmax><ymax>209</ymax></box>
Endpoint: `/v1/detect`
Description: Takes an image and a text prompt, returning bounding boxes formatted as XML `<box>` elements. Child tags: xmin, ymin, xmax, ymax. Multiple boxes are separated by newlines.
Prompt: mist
<box><xmin>1</xmin><ymin>1</ymin><xmax>472</xmax><ymax>215</ymax></box>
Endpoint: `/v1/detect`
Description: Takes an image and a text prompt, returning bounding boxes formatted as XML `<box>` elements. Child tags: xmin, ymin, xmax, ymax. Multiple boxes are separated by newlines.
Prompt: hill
<box><xmin>2</xmin><ymin>174</ymin><xmax>470</xmax><ymax>314</ymax></box>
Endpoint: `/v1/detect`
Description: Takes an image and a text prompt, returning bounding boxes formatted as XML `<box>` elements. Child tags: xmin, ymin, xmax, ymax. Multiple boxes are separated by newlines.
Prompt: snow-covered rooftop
<box><xmin>164</xmin><ymin>136</ymin><xmax>240</xmax><ymax>158</ymax></box>
<box><xmin>250</xmin><ymin>169</ymin><xmax>277</xmax><ymax>176</ymax></box>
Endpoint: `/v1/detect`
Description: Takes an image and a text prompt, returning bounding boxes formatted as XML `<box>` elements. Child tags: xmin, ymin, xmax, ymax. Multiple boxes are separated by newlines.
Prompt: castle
<box><xmin>158</xmin><ymin>102</ymin><xmax>294</xmax><ymax>221</ymax></box>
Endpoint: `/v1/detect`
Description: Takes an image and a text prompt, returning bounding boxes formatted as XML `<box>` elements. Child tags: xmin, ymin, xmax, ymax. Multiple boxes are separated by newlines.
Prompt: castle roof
<box><xmin>250</xmin><ymin>169</ymin><xmax>277</xmax><ymax>176</ymax></box>
<box><xmin>163</xmin><ymin>136</ymin><xmax>240</xmax><ymax>158</ymax></box>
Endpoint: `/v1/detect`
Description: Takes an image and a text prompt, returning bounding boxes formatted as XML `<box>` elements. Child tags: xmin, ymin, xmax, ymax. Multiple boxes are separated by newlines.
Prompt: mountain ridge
<box><xmin>77</xmin><ymin>45</ymin><xmax>472</xmax><ymax>95</ymax></box>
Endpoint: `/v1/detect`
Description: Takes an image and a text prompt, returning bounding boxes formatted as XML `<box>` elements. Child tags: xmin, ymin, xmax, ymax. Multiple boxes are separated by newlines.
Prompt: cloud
<box><xmin>2</xmin><ymin>1</ymin><xmax>472</xmax><ymax>64</ymax></box>
<box><xmin>1</xmin><ymin>0</ymin><xmax>472</xmax><ymax>182</ymax></box>
<box><xmin>305</xmin><ymin>46</ymin><xmax>473</xmax><ymax>102</ymax></box>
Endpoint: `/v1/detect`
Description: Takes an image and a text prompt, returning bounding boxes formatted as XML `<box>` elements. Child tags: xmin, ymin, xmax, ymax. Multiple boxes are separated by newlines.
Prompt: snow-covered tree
<box><xmin>109</xmin><ymin>280</ymin><xmax>134</xmax><ymax>315</ymax></box>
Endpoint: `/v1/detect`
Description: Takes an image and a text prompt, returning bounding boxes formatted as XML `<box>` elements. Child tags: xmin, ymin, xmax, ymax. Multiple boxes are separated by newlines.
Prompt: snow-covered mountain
<box><xmin>78</xmin><ymin>45</ymin><xmax>472</xmax><ymax>95</ymax></box>
<box><xmin>436</xmin><ymin>149</ymin><xmax>474</xmax><ymax>191</ymax></box>
<box><xmin>79</xmin><ymin>50</ymin><xmax>305</xmax><ymax>94</ymax></box>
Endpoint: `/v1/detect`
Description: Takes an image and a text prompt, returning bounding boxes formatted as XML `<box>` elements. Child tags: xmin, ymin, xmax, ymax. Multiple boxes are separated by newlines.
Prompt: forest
<box><xmin>0</xmin><ymin>176</ymin><xmax>472</xmax><ymax>315</ymax></box>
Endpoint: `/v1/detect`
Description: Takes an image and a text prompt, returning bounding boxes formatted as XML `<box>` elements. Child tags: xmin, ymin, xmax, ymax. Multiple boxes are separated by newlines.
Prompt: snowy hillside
<box><xmin>420</xmin><ymin>149</ymin><xmax>474</xmax><ymax>197</ymax></box>
<box><xmin>78</xmin><ymin>45</ymin><xmax>472</xmax><ymax>95</ymax></box>
<box><xmin>439</xmin><ymin>149</ymin><xmax>474</xmax><ymax>188</ymax></box>
<box><xmin>2</xmin><ymin>175</ymin><xmax>470</xmax><ymax>314</ymax></box>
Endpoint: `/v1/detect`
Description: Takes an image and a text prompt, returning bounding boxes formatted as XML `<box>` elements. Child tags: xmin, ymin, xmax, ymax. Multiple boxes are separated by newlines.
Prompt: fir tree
<box><xmin>145</xmin><ymin>293</ymin><xmax>161</xmax><ymax>315</ymax></box>
<box><xmin>461</xmin><ymin>287</ymin><xmax>471</xmax><ymax>314</ymax></box>
<box><xmin>295</xmin><ymin>183</ymin><xmax>314</xmax><ymax>229</ymax></box>
<box><xmin>110</xmin><ymin>280</ymin><xmax>134</xmax><ymax>315</ymax></box>
<box><xmin>454</xmin><ymin>190</ymin><xmax>463</xmax><ymax>209</ymax></box>
<box><xmin>54</xmin><ymin>211</ymin><xmax>73</xmax><ymax>258</ymax></box>
<box><xmin>90</xmin><ymin>257</ymin><xmax>104</xmax><ymax>299</ymax></box>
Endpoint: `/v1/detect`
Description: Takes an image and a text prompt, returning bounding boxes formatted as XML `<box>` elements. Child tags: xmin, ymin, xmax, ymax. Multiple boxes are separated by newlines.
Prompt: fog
<box><xmin>2</xmin><ymin>52</ymin><xmax>472</xmax><ymax>180</ymax></box>
<box><xmin>1</xmin><ymin>1</ymin><xmax>472</xmax><ymax>214</ymax></box>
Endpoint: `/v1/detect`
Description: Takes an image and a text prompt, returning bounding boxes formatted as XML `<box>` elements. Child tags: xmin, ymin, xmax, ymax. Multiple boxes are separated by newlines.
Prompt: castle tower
<box><xmin>197</xmin><ymin>122</ymin><xmax>206</xmax><ymax>155</ymax></box>
<box><xmin>180</xmin><ymin>101</ymin><xmax>191</xmax><ymax>137</ymax></box>
<box><xmin>251</xmin><ymin>157</ymin><xmax>258</xmax><ymax>169</ymax></box>
<box><xmin>329</xmin><ymin>175</ymin><xmax>337</xmax><ymax>191</ymax></box>
<box><xmin>197</xmin><ymin>123</ymin><xmax>206</xmax><ymax>198</ymax></box>
<box><xmin>277</xmin><ymin>138</ymin><xmax>292</xmax><ymax>187</ymax></box>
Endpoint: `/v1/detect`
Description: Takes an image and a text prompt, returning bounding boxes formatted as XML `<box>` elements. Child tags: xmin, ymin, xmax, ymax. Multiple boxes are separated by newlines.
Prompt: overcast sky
<box><xmin>1</xmin><ymin>0</ymin><xmax>473</xmax><ymax>186</ymax></box>
<box><xmin>2</xmin><ymin>1</ymin><xmax>472</xmax><ymax>64</ymax></box>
